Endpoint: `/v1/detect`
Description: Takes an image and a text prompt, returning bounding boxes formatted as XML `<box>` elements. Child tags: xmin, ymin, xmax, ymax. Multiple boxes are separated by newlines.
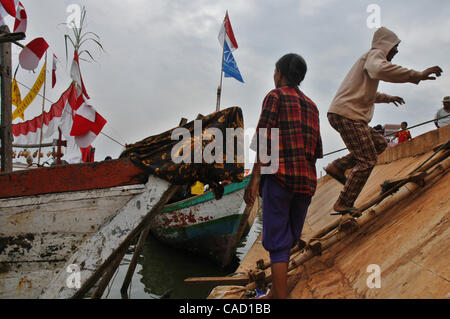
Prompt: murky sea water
<box><xmin>105</xmin><ymin>213</ymin><xmax>262</xmax><ymax>299</ymax></box>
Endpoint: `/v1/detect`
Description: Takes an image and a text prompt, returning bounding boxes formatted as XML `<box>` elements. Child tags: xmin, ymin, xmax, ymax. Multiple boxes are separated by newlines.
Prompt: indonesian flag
<box><xmin>70</xmin><ymin>97</ymin><xmax>107</xmax><ymax>148</ymax></box>
<box><xmin>19</xmin><ymin>37</ymin><xmax>49</xmax><ymax>71</ymax></box>
<box><xmin>70</xmin><ymin>50</ymin><xmax>89</xmax><ymax>99</ymax></box>
<box><xmin>0</xmin><ymin>5</ymin><xmax>7</xmax><ymax>26</ymax></box>
<box><xmin>218</xmin><ymin>11</ymin><xmax>238</xmax><ymax>51</ymax></box>
<box><xmin>52</xmin><ymin>54</ymin><xmax>57</xmax><ymax>88</ymax></box>
<box><xmin>0</xmin><ymin>0</ymin><xmax>18</xmax><ymax>17</ymax></box>
<box><xmin>13</xmin><ymin>1</ymin><xmax>26</xmax><ymax>33</ymax></box>
<box><xmin>12</xmin><ymin>83</ymin><xmax>106</xmax><ymax>163</ymax></box>
<box><xmin>12</xmin><ymin>84</ymin><xmax>74</xmax><ymax>146</ymax></box>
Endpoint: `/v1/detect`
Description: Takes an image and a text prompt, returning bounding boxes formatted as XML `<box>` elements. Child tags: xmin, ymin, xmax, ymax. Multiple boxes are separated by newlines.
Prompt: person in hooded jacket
<box><xmin>325</xmin><ymin>27</ymin><xmax>442</xmax><ymax>215</ymax></box>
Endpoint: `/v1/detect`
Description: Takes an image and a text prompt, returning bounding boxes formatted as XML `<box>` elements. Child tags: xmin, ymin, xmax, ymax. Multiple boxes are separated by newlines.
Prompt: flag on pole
<box><xmin>52</xmin><ymin>54</ymin><xmax>57</xmax><ymax>88</ymax></box>
<box><xmin>13</xmin><ymin>1</ymin><xmax>26</xmax><ymax>33</ymax></box>
<box><xmin>0</xmin><ymin>0</ymin><xmax>18</xmax><ymax>17</ymax></box>
<box><xmin>12</xmin><ymin>62</ymin><xmax>46</xmax><ymax>120</ymax></box>
<box><xmin>11</xmin><ymin>77</ymin><xmax>23</xmax><ymax>119</ymax></box>
<box><xmin>19</xmin><ymin>37</ymin><xmax>49</xmax><ymax>71</ymax></box>
<box><xmin>70</xmin><ymin>96</ymin><xmax>107</xmax><ymax>148</ymax></box>
<box><xmin>13</xmin><ymin>83</ymin><xmax>107</xmax><ymax>163</ymax></box>
<box><xmin>222</xmin><ymin>41</ymin><xmax>244</xmax><ymax>83</ymax></box>
<box><xmin>0</xmin><ymin>5</ymin><xmax>7</xmax><ymax>26</ymax></box>
<box><xmin>218</xmin><ymin>11</ymin><xmax>238</xmax><ymax>51</ymax></box>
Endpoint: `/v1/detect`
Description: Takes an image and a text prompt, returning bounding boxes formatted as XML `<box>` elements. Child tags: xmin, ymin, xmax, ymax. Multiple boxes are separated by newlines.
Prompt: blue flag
<box><xmin>222</xmin><ymin>41</ymin><xmax>244</xmax><ymax>83</ymax></box>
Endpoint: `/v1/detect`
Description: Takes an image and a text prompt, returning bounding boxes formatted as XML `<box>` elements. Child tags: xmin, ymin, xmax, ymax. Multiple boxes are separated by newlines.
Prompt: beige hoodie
<box><xmin>328</xmin><ymin>27</ymin><xmax>423</xmax><ymax>123</ymax></box>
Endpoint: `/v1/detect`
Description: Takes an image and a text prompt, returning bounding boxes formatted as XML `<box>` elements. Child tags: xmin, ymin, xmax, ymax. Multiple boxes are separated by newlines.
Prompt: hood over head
<box><xmin>371</xmin><ymin>27</ymin><xmax>401</xmax><ymax>56</ymax></box>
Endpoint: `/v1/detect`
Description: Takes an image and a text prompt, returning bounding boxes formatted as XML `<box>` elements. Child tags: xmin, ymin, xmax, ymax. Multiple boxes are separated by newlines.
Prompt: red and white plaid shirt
<box><xmin>255</xmin><ymin>86</ymin><xmax>323</xmax><ymax>195</ymax></box>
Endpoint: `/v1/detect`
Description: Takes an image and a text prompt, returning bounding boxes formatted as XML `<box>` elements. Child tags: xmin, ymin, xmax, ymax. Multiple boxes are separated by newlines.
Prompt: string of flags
<box><xmin>0</xmin><ymin>0</ymin><xmax>107</xmax><ymax>164</ymax></box>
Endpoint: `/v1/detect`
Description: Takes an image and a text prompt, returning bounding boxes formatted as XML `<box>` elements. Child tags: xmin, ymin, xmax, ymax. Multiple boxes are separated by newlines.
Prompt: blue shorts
<box><xmin>261</xmin><ymin>175</ymin><xmax>311</xmax><ymax>264</ymax></box>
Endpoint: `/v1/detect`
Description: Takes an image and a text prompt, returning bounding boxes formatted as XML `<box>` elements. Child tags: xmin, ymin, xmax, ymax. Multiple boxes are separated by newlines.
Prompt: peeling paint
<box><xmin>0</xmin><ymin>234</ymin><xmax>35</xmax><ymax>256</ymax></box>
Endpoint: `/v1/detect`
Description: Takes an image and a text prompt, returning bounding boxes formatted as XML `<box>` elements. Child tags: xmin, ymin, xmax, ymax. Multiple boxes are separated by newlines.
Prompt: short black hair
<box><xmin>275</xmin><ymin>53</ymin><xmax>307</xmax><ymax>86</ymax></box>
<box><xmin>401</xmin><ymin>121</ymin><xmax>408</xmax><ymax>127</ymax></box>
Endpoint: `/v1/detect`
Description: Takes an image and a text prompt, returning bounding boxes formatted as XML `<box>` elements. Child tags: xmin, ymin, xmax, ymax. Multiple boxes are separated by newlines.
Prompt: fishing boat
<box><xmin>150</xmin><ymin>176</ymin><xmax>259</xmax><ymax>267</ymax></box>
<box><xmin>0</xmin><ymin>157</ymin><xmax>161</xmax><ymax>298</ymax></box>
<box><xmin>0</xmin><ymin>106</ymin><xmax>254</xmax><ymax>298</ymax></box>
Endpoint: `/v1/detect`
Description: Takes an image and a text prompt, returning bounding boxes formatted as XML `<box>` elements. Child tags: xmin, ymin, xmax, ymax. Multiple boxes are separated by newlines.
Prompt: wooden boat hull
<box><xmin>150</xmin><ymin>177</ymin><xmax>258</xmax><ymax>266</ymax></box>
<box><xmin>0</xmin><ymin>183</ymin><xmax>147</xmax><ymax>298</ymax></box>
<box><xmin>0</xmin><ymin>157</ymin><xmax>254</xmax><ymax>297</ymax></box>
<box><xmin>0</xmin><ymin>157</ymin><xmax>170</xmax><ymax>299</ymax></box>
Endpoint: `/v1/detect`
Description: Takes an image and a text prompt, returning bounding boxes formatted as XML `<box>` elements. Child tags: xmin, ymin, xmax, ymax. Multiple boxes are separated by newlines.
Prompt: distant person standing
<box><xmin>325</xmin><ymin>27</ymin><xmax>442</xmax><ymax>215</ymax></box>
<box><xmin>434</xmin><ymin>96</ymin><xmax>450</xmax><ymax>128</ymax></box>
<box><xmin>394</xmin><ymin>121</ymin><xmax>412</xmax><ymax>144</ymax></box>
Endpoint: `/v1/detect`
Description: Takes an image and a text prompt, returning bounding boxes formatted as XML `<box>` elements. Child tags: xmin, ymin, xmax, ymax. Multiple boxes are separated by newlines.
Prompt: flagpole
<box><xmin>216</xmin><ymin>25</ymin><xmax>226</xmax><ymax>113</ymax></box>
<box><xmin>37</xmin><ymin>52</ymin><xmax>48</xmax><ymax>166</ymax></box>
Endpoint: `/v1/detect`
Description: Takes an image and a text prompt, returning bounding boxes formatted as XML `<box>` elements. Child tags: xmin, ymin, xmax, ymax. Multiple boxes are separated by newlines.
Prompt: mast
<box><xmin>215</xmin><ymin>20</ymin><xmax>226</xmax><ymax>113</ymax></box>
<box><xmin>37</xmin><ymin>52</ymin><xmax>48</xmax><ymax>166</ymax></box>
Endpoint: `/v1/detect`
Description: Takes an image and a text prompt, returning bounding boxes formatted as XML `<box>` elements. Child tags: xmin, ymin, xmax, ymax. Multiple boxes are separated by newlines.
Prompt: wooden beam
<box><xmin>0</xmin><ymin>32</ymin><xmax>25</xmax><ymax>44</ymax></box>
<box><xmin>184</xmin><ymin>276</ymin><xmax>250</xmax><ymax>287</ymax></box>
<box><xmin>0</xmin><ymin>157</ymin><xmax>146</xmax><ymax>199</ymax></box>
<box><xmin>71</xmin><ymin>183</ymin><xmax>180</xmax><ymax>299</ymax></box>
<box><xmin>120</xmin><ymin>117</ymin><xmax>188</xmax><ymax>298</ymax></box>
<box><xmin>0</xmin><ymin>25</ymin><xmax>12</xmax><ymax>173</ymax></box>
<box><xmin>12</xmin><ymin>142</ymin><xmax>58</xmax><ymax>148</ymax></box>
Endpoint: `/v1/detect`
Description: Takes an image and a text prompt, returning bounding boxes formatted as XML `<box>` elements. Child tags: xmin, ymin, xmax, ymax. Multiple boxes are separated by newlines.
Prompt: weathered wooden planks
<box><xmin>0</xmin><ymin>157</ymin><xmax>146</xmax><ymax>199</ymax></box>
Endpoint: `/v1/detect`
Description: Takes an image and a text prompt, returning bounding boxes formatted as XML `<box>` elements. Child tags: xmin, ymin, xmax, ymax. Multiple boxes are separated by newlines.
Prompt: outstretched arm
<box><xmin>365</xmin><ymin>50</ymin><xmax>443</xmax><ymax>84</ymax></box>
<box><xmin>375</xmin><ymin>92</ymin><xmax>405</xmax><ymax>107</ymax></box>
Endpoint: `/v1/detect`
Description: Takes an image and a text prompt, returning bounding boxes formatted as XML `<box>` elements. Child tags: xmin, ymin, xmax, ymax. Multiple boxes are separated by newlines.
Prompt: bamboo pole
<box><xmin>216</xmin><ymin>27</ymin><xmax>226</xmax><ymax>112</ymax></box>
<box><xmin>119</xmin><ymin>118</ymin><xmax>188</xmax><ymax>298</ymax></box>
<box><xmin>185</xmin><ymin>153</ymin><xmax>449</xmax><ymax>289</ymax></box>
<box><xmin>308</xmin><ymin>147</ymin><xmax>448</xmax><ymax>241</ymax></box>
<box><xmin>37</xmin><ymin>53</ymin><xmax>48</xmax><ymax>166</ymax></box>
<box><xmin>119</xmin><ymin>186</ymin><xmax>180</xmax><ymax>298</ymax></box>
<box><xmin>242</xmin><ymin>156</ymin><xmax>450</xmax><ymax>293</ymax></box>
<box><xmin>12</xmin><ymin>142</ymin><xmax>56</xmax><ymax>148</ymax></box>
<box><xmin>252</xmin><ymin>148</ymin><xmax>448</xmax><ymax>274</ymax></box>
<box><xmin>91</xmin><ymin>248</ymin><xmax>127</xmax><ymax>299</ymax></box>
<box><xmin>71</xmin><ymin>184</ymin><xmax>180</xmax><ymax>299</ymax></box>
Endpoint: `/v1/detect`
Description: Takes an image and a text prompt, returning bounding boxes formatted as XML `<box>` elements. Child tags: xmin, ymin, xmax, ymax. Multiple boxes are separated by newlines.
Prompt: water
<box><xmin>105</xmin><ymin>212</ymin><xmax>262</xmax><ymax>299</ymax></box>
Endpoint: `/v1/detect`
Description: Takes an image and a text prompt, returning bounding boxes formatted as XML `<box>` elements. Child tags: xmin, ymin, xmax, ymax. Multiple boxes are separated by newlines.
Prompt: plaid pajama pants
<box><xmin>327</xmin><ymin>113</ymin><xmax>388</xmax><ymax>208</ymax></box>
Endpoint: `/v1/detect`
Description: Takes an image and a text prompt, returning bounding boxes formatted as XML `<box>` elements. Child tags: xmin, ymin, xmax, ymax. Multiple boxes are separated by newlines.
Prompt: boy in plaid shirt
<box><xmin>245</xmin><ymin>53</ymin><xmax>322</xmax><ymax>298</ymax></box>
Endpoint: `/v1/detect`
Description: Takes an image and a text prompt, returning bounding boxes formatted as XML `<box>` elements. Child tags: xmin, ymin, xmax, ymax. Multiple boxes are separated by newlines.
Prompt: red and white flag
<box><xmin>0</xmin><ymin>6</ymin><xmax>7</xmax><ymax>26</ymax></box>
<box><xmin>52</xmin><ymin>54</ymin><xmax>57</xmax><ymax>88</ymax></box>
<box><xmin>70</xmin><ymin>96</ymin><xmax>107</xmax><ymax>148</ymax></box>
<box><xmin>70</xmin><ymin>50</ymin><xmax>90</xmax><ymax>99</ymax></box>
<box><xmin>0</xmin><ymin>0</ymin><xmax>18</xmax><ymax>17</ymax></box>
<box><xmin>19</xmin><ymin>37</ymin><xmax>49</xmax><ymax>71</ymax></box>
<box><xmin>13</xmin><ymin>1</ymin><xmax>26</xmax><ymax>33</ymax></box>
<box><xmin>12</xmin><ymin>84</ymin><xmax>74</xmax><ymax>146</ymax></box>
<box><xmin>13</xmin><ymin>83</ymin><xmax>106</xmax><ymax>163</ymax></box>
<box><xmin>218</xmin><ymin>11</ymin><xmax>238</xmax><ymax>51</ymax></box>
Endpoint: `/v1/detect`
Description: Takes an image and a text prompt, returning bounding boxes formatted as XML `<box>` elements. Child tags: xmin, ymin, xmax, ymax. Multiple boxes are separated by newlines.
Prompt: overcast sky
<box><xmin>9</xmin><ymin>0</ymin><xmax>450</xmax><ymax>170</ymax></box>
